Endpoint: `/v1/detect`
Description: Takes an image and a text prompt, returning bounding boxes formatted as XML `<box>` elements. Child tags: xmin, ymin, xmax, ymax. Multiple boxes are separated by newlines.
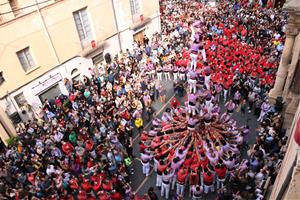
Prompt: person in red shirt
<box><xmin>77</xmin><ymin>190</ymin><xmax>87</xmax><ymax>200</ymax></box>
<box><xmin>85</xmin><ymin>139</ymin><xmax>94</xmax><ymax>151</ymax></box>
<box><xmin>183</xmin><ymin>153</ymin><xmax>193</xmax><ymax>168</ymax></box>
<box><xmin>91</xmin><ymin>174</ymin><xmax>102</xmax><ymax>191</ymax></box>
<box><xmin>111</xmin><ymin>190</ymin><xmax>122</xmax><ymax>200</ymax></box>
<box><xmin>81</xmin><ymin>178</ymin><xmax>92</xmax><ymax>192</ymax></box>
<box><xmin>176</xmin><ymin>167</ymin><xmax>188</xmax><ymax>196</ymax></box>
<box><xmin>102</xmin><ymin>179</ymin><xmax>113</xmax><ymax>192</ymax></box>
<box><xmin>189</xmin><ymin>169</ymin><xmax>199</xmax><ymax>197</ymax></box>
<box><xmin>97</xmin><ymin>191</ymin><xmax>110</xmax><ymax>200</ymax></box>
<box><xmin>156</xmin><ymin>160</ymin><xmax>168</xmax><ymax>188</ymax></box>
<box><xmin>170</xmin><ymin>97</ymin><xmax>180</xmax><ymax>109</ymax></box>
<box><xmin>214</xmin><ymin>163</ymin><xmax>227</xmax><ymax>189</ymax></box>
<box><xmin>62</xmin><ymin>141</ymin><xmax>74</xmax><ymax>156</ymax></box>
<box><xmin>139</xmin><ymin>141</ymin><xmax>146</xmax><ymax>152</ymax></box>
<box><xmin>199</xmin><ymin>153</ymin><xmax>209</xmax><ymax>169</ymax></box>
<box><xmin>69</xmin><ymin>177</ymin><xmax>79</xmax><ymax>190</ymax></box>
<box><xmin>202</xmin><ymin>168</ymin><xmax>214</xmax><ymax>194</ymax></box>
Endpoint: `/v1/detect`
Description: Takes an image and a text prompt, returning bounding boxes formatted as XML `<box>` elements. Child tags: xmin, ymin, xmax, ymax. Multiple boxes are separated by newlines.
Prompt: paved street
<box><xmin>129</xmin><ymin>79</ymin><xmax>259</xmax><ymax>199</ymax></box>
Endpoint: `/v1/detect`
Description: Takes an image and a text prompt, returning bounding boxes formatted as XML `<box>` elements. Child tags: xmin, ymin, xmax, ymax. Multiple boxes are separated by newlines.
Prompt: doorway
<box><xmin>133</xmin><ymin>29</ymin><xmax>145</xmax><ymax>44</ymax></box>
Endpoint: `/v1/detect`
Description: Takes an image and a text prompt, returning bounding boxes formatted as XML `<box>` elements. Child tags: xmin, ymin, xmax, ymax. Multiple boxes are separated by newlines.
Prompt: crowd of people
<box><xmin>138</xmin><ymin>0</ymin><xmax>287</xmax><ymax>199</ymax></box>
<box><xmin>0</xmin><ymin>0</ymin><xmax>287</xmax><ymax>200</ymax></box>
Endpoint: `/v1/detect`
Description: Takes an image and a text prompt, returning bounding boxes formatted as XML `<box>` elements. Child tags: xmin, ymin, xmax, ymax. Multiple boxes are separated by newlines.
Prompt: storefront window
<box><xmin>39</xmin><ymin>84</ymin><xmax>61</xmax><ymax>103</ymax></box>
<box><xmin>14</xmin><ymin>92</ymin><xmax>27</xmax><ymax>108</ymax></box>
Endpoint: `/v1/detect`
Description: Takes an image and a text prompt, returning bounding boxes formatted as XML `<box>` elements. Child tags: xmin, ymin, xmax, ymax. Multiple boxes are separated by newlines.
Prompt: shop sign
<box><xmin>32</xmin><ymin>73</ymin><xmax>62</xmax><ymax>94</ymax></box>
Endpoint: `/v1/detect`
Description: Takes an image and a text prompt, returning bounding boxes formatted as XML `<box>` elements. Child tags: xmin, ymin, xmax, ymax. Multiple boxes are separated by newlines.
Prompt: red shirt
<box><xmin>214</xmin><ymin>167</ymin><xmax>227</xmax><ymax>179</ymax></box>
<box><xmin>85</xmin><ymin>139</ymin><xmax>94</xmax><ymax>151</ymax></box>
<box><xmin>140</xmin><ymin>133</ymin><xmax>148</xmax><ymax>141</ymax></box>
<box><xmin>102</xmin><ymin>180</ymin><xmax>112</xmax><ymax>191</ymax></box>
<box><xmin>177</xmin><ymin>169</ymin><xmax>188</xmax><ymax>184</ymax></box>
<box><xmin>157</xmin><ymin>163</ymin><xmax>167</xmax><ymax>175</ymax></box>
<box><xmin>202</xmin><ymin>172</ymin><xmax>214</xmax><ymax>185</ymax></box>
<box><xmin>170</xmin><ymin>97</ymin><xmax>180</xmax><ymax>109</ymax></box>
<box><xmin>98</xmin><ymin>192</ymin><xmax>110</xmax><ymax>200</ymax></box>
<box><xmin>111</xmin><ymin>192</ymin><xmax>122</xmax><ymax>200</ymax></box>
<box><xmin>81</xmin><ymin>179</ymin><xmax>92</xmax><ymax>191</ymax></box>
<box><xmin>69</xmin><ymin>94</ymin><xmax>75</xmax><ymax>102</ymax></box>
<box><xmin>62</xmin><ymin>142</ymin><xmax>74</xmax><ymax>156</ymax></box>
<box><xmin>77</xmin><ymin>190</ymin><xmax>87</xmax><ymax>200</ymax></box>
<box><xmin>91</xmin><ymin>175</ymin><xmax>102</xmax><ymax>191</ymax></box>
<box><xmin>199</xmin><ymin>157</ymin><xmax>209</xmax><ymax>168</ymax></box>
<box><xmin>69</xmin><ymin>178</ymin><xmax>79</xmax><ymax>190</ymax></box>
<box><xmin>183</xmin><ymin>157</ymin><xmax>193</xmax><ymax>167</ymax></box>
<box><xmin>139</xmin><ymin>143</ymin><xmax>146</xmax><ymax>152</ymax></box>
<box><xmin>189</xmin><ymin>172</ymin><xmax>199</xmax><ymax>185</ymax></box>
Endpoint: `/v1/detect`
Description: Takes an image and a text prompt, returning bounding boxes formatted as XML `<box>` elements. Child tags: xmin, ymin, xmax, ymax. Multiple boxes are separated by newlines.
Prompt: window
<box><xmin>130</xmin><ymin>0</ymin><xmax>140</xmax><ymax>15</ymax></box>
<box><xmin>0</xmin><ymin>15</ymin><xmax>4</xmax><ymax>24</ymax></box>
<box><xmin>14</xmin><ymin>92</ymin><xmax>27</xmax><ymax>108</ymax></box>
<box><xmin>9</xmin><ymin>0</ymin><xmax>21</xmax><ymax>17</ymax></box>
<box><xmin>16</xmin><ymin>47</ymin><xmax>35</xmax><ymax>72</ymax></box>
<box><xmin>73</xmin><ymin>8</ymin><xmax>92</xmax><ymax>45</ymax></box>
<box><xmin>92</xmin><ymin>52</ymin><xmax>104</xmax><ymax>65</ymax></box>
<box><xmin>0</xmin><ymin>72</ymin><xmax>5</xmax><ymax>85</ymax></box>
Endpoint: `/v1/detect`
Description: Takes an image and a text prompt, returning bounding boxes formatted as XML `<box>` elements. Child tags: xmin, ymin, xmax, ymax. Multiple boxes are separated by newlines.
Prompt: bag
<box><xmin>134</xmin><ymin>118</ymin><xmax>143</xmax><ymax>128</ymax></box>
<box><xmin>236</xmin><ymin>103</ymin><xmax>241</xmax><ymax>112</ymax></box>
<box><xmin>124</xmin><ymin>157</ymin><xmax>132</xmax><ymax>166</ymax></box>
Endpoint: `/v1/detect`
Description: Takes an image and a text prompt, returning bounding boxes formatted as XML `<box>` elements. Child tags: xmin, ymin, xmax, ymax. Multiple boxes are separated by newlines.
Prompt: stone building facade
<box><xmin>269</xmin><ymin>0</ymin><xmax>300</xmax><ymax>128</ymax></box>
<box><xmin>269</xmin><ymin>0</ymin><xmax>300</xmax><ymax>199</ymax></box>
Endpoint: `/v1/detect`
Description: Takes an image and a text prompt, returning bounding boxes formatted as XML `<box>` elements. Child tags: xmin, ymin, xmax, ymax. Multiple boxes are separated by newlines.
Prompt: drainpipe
<box><xmin>111</xmin><ymin>0</ymin><xmax>122</xmax><ymax>52</ymax></box>
<box><xmin>34</xmin><ymin>0</ymin><xmax>60</xmax><ymax>64</ymax></box>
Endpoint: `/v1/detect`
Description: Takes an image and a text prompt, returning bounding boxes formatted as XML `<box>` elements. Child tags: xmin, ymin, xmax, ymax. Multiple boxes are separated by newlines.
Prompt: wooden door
<box><xmin>133</xmin><ymin>29</ymin><xmax>145</xmax><ymax>44</ymax></box>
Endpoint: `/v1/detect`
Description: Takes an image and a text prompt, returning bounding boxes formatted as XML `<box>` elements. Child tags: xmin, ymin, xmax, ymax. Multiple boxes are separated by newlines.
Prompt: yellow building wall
<box><xmin>0</xmin><ymin>11</ymin><xmax>59</xmax><ymax>97</ymax></box>
<box><xmin>0</xmin><ymin>0</ymin><xmax>160</xmax><ymax>99</ymax></box>
<box><xmin>40</xmin><ymin>0</ymin><xmax>117</xmax><ymax>63</ymax></box>
<box><xmin>115</xmin><ymin>0</ymin><xmax>159</xmax><ymax>30</ymax></box>
<box><xmin>141</xmin><ymin>0</ymin><xmax>160</xmax><ymax>18</ymax></box>
<box><xmin>0</xmin><ymin>0</ymin><xmax>56</xmax><ymax>23</ymax></box>
<box><xmin>0</xmin><ymin>0</ymin><xmax>118</xmax><ymax>98</ymax></box>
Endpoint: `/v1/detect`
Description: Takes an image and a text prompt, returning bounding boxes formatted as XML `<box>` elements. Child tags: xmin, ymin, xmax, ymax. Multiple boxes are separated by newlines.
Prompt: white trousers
<box><xmin>223</xmin><ymin>89</ymin><xmax>228</xmax><ymax>102</ymax></box>
<box><xmin>204</xmin><ymin>75</ymin><xmax>210</xmax><ymax>89</ymax></box>
<box><xmin>157</xmin><ymin>72</ymin><xmax>162</xmax><ymax>80</ymax></box>
<box><xmin>201</xmin><ymin>49</ymin><xmax>206</xmax><ymax>62</ymax></box>
<box><xmin>190</xmin><ymin>53</ymin><xmax>198</xmax><ymax>71</ymax></box>
<box><xmin>176</xmin><ymin>182</ymin><xmax>185</xmax><ymax>196</ymax></box>
<box><xmin>188</xmin><ymin>79</ymin><xmax>197</xmax><ymax>93</ymax></box>
<box><xmin>164</xmin><ymin>72</ymin><xmax>170</xmax><ymax>80</ymax></box>
<box><xmin>188</xmin><ymin>105</ymin><xmax>196</xmax><ymax>116</ymax></box>
<box><xmin>173</xmin><ymin>72</ymin><xmax>178</xmax><ymax>81</ymax></box>
<box><xmin>171</xmin><ymin>174</ymin><xmax>177</xmax><ymax>190</ymax></box>
<box><xmin>161</xmin><ymin>182</ymin><xmax>170</xmax><ymax>199</ymax></box>
<box><xmin>154</xmin><ymin>159</ymin><xmax>158</xmax><ymax>172</ymax></box>
<box><xmin>156</xmin><ymin>174</ymin><xmax>162</xmax><ymax>187</ymax></box>
<box><xmin>216</xmin><ymin>178</ymin><xmax>225</xmax><ymax>189</ymax></box>
<box><xmin>204</xmin><ymin>184</ymin><xmax>214</xmax><ymax>194</ymax></box>
<box><xmin>179</xmin><ymin>73</ymin><xmax>185</xmax><ymax>80</ymax></box>
<box><xmin>142</xmin><ymin>162</ymin><xmax>150</xmax><ymax>176</ymax></box>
